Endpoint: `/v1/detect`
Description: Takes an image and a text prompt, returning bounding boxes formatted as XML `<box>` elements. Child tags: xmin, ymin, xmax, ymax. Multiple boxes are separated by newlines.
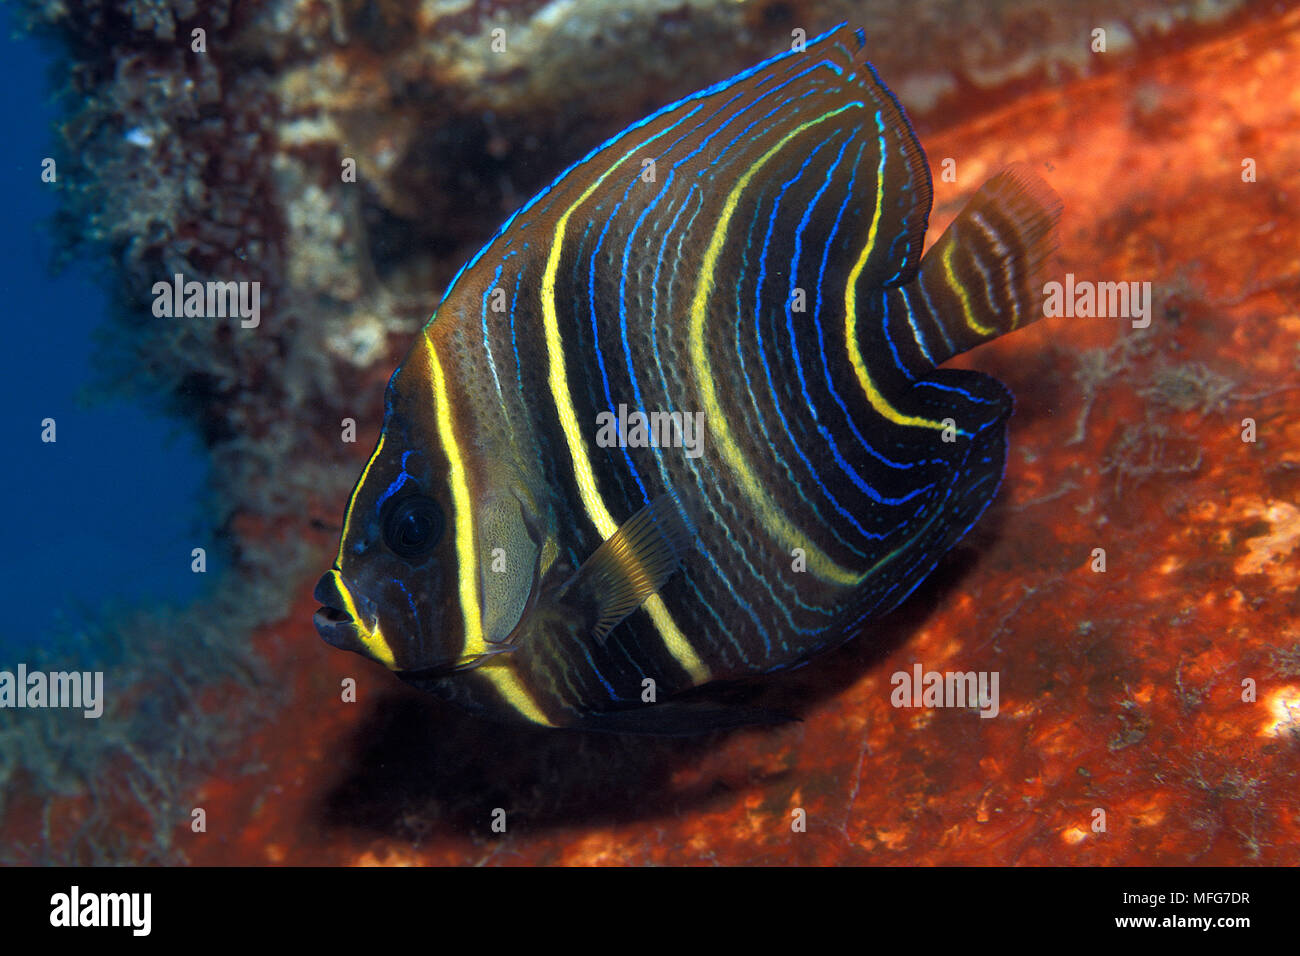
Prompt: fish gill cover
<box><xmin>0</xmin><ymin>0</ymin><xmax>1296</xmax><ymax>866</ymax></box>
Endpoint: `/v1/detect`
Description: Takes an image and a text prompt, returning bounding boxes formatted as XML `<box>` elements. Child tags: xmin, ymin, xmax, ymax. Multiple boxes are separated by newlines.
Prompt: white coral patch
<box><xmin>1260</xmin><ymin>685</ymin><xmax>1300</xmax><ymax>739</ymax></box>
<box><xmin>1234</xmin><ymin>501</ymin><xmax>1300</xmax><ymax>582</ymax></box>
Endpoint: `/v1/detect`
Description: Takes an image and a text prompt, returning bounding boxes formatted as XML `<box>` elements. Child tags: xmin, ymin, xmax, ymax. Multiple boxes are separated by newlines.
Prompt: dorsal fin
<box><xmin>435</xmin><ymin>23</ymin><xmax>934</xmax><ymax>312</ymax></box>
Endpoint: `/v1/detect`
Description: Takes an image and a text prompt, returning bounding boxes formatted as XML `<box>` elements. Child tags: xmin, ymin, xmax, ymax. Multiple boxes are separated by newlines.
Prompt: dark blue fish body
<box><xmin>314</xmin><ymin>25</ymin><xmax>1061</xmax><ymax>732</ymax></box>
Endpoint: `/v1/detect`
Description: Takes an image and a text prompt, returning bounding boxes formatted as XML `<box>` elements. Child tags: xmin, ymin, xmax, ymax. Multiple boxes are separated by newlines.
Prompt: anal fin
<box><xmin>571</xmin><ymin>700</ymin><xmax>797</xmax><ymax>736</ymax></box>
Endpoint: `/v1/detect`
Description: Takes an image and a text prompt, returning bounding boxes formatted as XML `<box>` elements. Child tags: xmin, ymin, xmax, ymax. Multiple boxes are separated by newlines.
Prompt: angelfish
<box><xmin>314</xmin><ymin>25</ymin><xmax>1061</xmax><ymax>733</ymax></box>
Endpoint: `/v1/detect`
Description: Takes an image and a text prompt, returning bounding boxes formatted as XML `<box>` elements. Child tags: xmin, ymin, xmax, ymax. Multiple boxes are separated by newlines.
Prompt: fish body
<box><xmin>314</xmin><ymin>25</ymin><xmax>1061</xmax><ymax>732</ymax></box>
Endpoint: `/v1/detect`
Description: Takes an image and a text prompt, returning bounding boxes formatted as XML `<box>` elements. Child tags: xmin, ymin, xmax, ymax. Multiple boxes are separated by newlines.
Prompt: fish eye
<box><xmin>381</xmin><ymin>494</ymin><xmax>445</xmax><ymax>560</ymax></box>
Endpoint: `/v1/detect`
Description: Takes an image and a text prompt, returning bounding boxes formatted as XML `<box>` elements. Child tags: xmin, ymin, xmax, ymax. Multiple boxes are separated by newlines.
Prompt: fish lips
<box><xmin>313</xmin><ymin>570</ymin><xmax>363</xmax><ymax>649</ymax></box>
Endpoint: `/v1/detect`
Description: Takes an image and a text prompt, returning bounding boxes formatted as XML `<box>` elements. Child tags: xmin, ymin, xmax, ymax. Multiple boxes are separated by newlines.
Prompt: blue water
<box><xmin>0</xmin><ymin>10</ymin><xmax>218</xmax><ymax>657</ymax></box>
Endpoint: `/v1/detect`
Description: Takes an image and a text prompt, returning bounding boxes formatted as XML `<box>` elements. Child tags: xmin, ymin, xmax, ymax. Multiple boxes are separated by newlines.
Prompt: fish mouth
<box><xmin>313</xmin><ymin>604</ymin><xmax>352</xmax><ymax>628</ymax></box>
<box><xmin>313</xmin><ymin>569</ymin><xmax>361</xmax><ymax>648</ymax></box>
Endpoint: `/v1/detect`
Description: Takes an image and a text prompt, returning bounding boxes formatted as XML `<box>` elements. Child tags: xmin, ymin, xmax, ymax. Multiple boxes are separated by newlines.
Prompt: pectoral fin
<box><xmin>561</xmin><ymin>491</ymin><xmax>696</xmax><ymax>645</ymax></box>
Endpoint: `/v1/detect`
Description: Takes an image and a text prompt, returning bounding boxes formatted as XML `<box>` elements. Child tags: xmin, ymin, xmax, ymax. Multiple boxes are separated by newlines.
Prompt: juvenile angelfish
<box><xmin>314</xmin><ymin>25</ymin><xmax>1061</xmax><ymax>733</ymax></box>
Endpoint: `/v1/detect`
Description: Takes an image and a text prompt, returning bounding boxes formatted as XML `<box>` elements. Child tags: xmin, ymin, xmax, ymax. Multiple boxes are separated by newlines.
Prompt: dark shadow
<box><xmin>315</xmin><ymin>514</ymin><xmax>999</xmax><ymax>841</ymax></box>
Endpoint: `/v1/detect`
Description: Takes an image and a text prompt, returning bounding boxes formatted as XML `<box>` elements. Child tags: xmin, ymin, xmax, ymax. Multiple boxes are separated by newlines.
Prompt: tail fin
<box><xmin>891</xmin><ymin>164</ymin><xmax>1061</xmax><ymax>366</ymax></box>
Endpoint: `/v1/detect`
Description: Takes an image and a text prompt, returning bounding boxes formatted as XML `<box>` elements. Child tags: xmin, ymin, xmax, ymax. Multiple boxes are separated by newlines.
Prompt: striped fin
<box><xmin>898</xmin><ymin>165</ymin><xmax>1062</xmax><ymax>366</ymax></box>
